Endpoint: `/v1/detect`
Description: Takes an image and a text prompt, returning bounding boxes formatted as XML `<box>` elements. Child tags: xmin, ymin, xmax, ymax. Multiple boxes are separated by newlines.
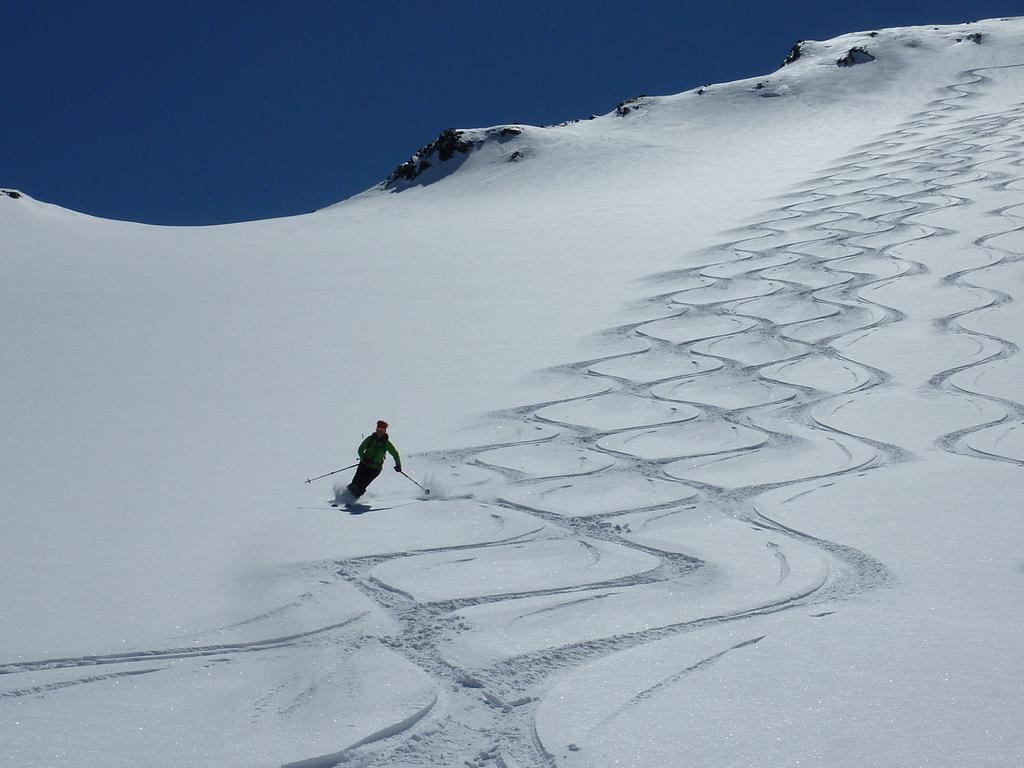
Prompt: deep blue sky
<box><xmin>3</xmin><ymin>1</ymin><xmax>1020</xmax><ymax>224</ymax></box>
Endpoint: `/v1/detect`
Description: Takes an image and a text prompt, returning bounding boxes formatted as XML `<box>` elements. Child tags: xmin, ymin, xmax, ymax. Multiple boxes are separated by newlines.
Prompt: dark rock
<box><xmin>615</xmin><ymin>95</ymin><xmax>647</xmax><ymax>117</ymax></box>
<box><xmin>434</xmin><ymin>129</ymin><xmax>475</xmax><ymax>161</ymax></box>
<box><xmin>837</xmin><ymin>47</ymin><xmax>875</xmax><ymax>67</ymax></box>
<box><xmin>386</xmin><ymin>128</ymin><xmax>476</xmax><ymax>185</ymax></box>
<box><xmin>385</xmin><ymin>124</ymin><xmax>532</xmax><ymax>187</ymax></box>
<box><xmin>389</xmin><ymin>157</ymin><xmax>421</xmax><ymax>183</ymax></box>
<box><xmin>2</xmin><ymin>190</ymin><xmax>21</xmax><ymax>199</ymax></box>
<box><xmin>965</xmin><ymin>32</ymin><xmax>984</xmax><ymax>44</ymax></box>
<box><xmin>544</xmin><ymin>116</ymin><xmax>596</xmax><ymax>128</ymax></box>
<box><xmin>782</xmin><ymin>40</ymin><xmax>804</xmax><ymax>66</ymax></box>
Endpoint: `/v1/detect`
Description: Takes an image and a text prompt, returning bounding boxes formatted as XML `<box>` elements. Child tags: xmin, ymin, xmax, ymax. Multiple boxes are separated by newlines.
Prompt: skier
<box><xmin>346</xmin><ymin>420</ymin><xmax>402</xmax><ymax>499</ymax></box>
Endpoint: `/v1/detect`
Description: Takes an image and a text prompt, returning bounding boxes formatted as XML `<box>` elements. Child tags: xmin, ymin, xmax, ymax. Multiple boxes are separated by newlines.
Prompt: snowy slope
<box><xmin>3</xmin><ymin>17</ymin><xmax>1024</xmax><ymax>768</ymax></box>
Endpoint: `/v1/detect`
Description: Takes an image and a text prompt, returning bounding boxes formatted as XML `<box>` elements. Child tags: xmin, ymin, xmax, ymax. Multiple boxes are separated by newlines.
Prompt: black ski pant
<box><xmin>349</xmin><ymin>462</ymin><xmax>382</xmax><ymax>497</ymax></box>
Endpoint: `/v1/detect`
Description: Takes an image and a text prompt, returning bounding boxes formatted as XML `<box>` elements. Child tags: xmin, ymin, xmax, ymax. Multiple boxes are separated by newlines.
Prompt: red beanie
<box><xmin>376</xmin><ymin>420</ymin><xmax>389</xmax><ymax>430</ymax></box>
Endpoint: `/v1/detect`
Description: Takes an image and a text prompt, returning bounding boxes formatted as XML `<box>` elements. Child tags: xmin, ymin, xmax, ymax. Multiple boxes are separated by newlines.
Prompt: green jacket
<box><xmin>358</xmin><ymin>434</ymin><xmax>401</xmax><ymax>470</ymax></box>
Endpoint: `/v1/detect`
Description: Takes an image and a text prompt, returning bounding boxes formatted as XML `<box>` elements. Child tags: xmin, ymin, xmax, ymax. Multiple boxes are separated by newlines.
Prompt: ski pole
<box><xmin>305</xmin><ymin>463</ymin><xmax>359</xmax><ymax>484</ymax></box>
<box><xmin>399</xmin><ymin>470</ymin><xmax>431</xmax><ymax>495</ymax></box>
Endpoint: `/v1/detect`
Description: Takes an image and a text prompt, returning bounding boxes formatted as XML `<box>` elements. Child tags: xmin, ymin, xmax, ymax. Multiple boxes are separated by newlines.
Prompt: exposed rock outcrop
<box><xmin>388</xmin><ymin>129</ymin><xmax>475</xmax><ymax>185</ymax></box>
<box><xmin>386</xmin><ymin>126</ymin><xmax>525</xmax><ymax>188</ymax></box>
<box><xmin>615</xmin><ymin>95</ymin><xmax>648</xmax><ymax>116</ymax></box>
<box><xmin>837</xmin><ymin>46</ymin><xmax>876</xmax><ymax>67</ymax></box>
<box><xmin>782</xmin><ymin>41</ymin><xmax>804</xmax><ymax>66</ymax></box>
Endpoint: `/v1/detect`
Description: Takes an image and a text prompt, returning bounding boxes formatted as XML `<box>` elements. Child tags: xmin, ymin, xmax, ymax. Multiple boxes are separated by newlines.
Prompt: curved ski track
<box><xmin>4</xmin><ymin>68</ymin><xmax>1024</xmax><ymax>768</ymax></box>
<box><xmin>330</xmin><ymin>67</ymin><xmax>1024</xmax><ymax>767</ymax></box>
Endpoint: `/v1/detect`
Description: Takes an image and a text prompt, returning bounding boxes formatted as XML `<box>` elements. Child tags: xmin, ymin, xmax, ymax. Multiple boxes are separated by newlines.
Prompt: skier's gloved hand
<box><xmin>395</xmin><ymin>465</ymin><xmax>402</xmax><ymax>473</ymax></box>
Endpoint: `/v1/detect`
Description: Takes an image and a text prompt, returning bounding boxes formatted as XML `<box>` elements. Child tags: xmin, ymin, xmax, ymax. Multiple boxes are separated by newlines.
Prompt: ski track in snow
<box><xmin>339</xmin><ymin>66</ymin><xmax>1024</xmax><ymax>768</ymax></box>
<box><xmin>5</xmin><ymin>66</ymin><xmax>1024</xmax><ymax>768</ymax></box>
<box><xmin>0</xmin><ymin>615</ymin><xmax>370</xmax><ymax>676</ymax></box>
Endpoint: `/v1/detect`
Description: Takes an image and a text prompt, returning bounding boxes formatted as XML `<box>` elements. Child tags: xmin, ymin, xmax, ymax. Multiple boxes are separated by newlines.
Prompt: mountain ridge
<box><xmin>375</xmin><ymin>17</ymin><xmax>1023</xmax><ymax>193</ymax></box>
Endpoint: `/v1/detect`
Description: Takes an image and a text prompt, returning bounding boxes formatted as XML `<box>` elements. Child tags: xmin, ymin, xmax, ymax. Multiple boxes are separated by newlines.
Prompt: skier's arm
<box><xmin>357</xmin><ymin>436</ymin><xmax>372</xmax><ymax>461</ymax></box>
<box><xmin>388</xmin><ymin>441</ymin><xmax>402</xmax><ymax>471</ymax></box>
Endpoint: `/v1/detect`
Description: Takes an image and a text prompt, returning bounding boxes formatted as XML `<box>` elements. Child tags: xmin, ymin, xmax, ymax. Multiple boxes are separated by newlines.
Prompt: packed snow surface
<box><xmin>3</xmin><ymin>17</ymin><xmax>1024</xmax><ymax>768</ymax></box>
